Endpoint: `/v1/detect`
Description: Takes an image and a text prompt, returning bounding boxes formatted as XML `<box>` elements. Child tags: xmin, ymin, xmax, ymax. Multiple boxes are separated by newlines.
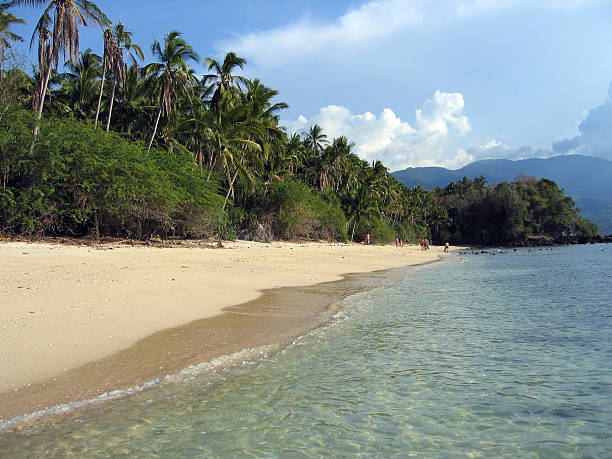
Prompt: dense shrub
<box><xmin>354</xmin><ymin>216</ymin><xmax>395</xmax><ymax>244</ymax></box>
<box><xmin>263</xmin><ymin>180</ymin><xmax>348</xmax><ymax>241</ymax></box>
<box><xmin>431</xmin><ymin>176</ymin><xmax>599</xmax><ymax>244</ymax></box>
<box><xmin>0</xmin><ymin>112</ymin><xmax>231</xmax><ymax>239</ymax></box>
<box><xmin>393</xmin><ymin>222</ymin><xmax>429</xmax><ymax>244</ymax></box>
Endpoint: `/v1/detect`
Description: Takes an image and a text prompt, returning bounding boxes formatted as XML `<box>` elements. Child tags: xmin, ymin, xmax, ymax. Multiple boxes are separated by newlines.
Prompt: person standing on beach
<box><xmin>444</xmin><ymin>242</ymin><xmax>449</xmax><ymax>252</ymax></box>
<box><xmin>364</xmin><ymin>233</ymin><xmax>372</xmax><ymax>245</ymax></box>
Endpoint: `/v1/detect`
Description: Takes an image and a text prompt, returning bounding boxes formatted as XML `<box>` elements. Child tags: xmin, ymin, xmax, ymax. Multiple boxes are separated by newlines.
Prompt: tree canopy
<box><xmin>0</xmin><ymin>2</ymin><xmax>600</xmax><ymax>244</ymax></box>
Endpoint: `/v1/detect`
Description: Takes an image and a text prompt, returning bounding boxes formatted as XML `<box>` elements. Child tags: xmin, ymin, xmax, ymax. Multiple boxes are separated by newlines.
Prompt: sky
<box><xmin>7</xmin><ymin>0</ymin><xmax>612</xmax><ymax>171</ymax></box>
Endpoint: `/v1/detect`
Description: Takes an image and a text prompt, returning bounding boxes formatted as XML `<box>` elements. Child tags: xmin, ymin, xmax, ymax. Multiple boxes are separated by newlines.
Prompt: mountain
<box><xmin>392</xmin><ymin>155</ymin><xmax>612</xmax><ymax>235</ymax></box>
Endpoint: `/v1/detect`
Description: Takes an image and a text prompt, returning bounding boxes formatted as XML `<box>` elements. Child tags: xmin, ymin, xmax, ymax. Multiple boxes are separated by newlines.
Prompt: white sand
<box><xmin>0</xmin><ymin>240</ymin><xmax>443</xmax><ymax>393</ymax></box>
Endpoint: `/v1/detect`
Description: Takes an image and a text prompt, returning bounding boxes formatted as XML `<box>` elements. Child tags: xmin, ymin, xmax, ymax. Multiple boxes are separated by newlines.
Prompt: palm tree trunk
<box><xmin>0</xmin><ymin>47</ymin><xmax>7</xmax><ymax>83</ymax></box>
<box><xmin>206</xmin><ymin>148</ymin><xmax>216</xmax><ymax>181</ymax></box>
<box><xmin>222</xmin><ymin>169</ymin><xmax>239</xmax><ymax>210</ymax></box>
<box><xmin>105</xmin><ymin>78</ymin><xmax>117</xmax><ymax>132</ymax></box>
<box><xmin>197</xmin><ymin>144</ymin><xmax>203</xmax><ymax>168</ymax></box>
<box><xmin>148</xmin><ymin>105</ymin><xmax>163</xmax><ymax>152</ymax></box>
<box><xmin>94</xmin><ymin>64</ymin><xmax>107</xmax><ymax>126</ymax></box>
<box><xmin>30</xmin><ymin>63</ymin><xmax>53</xmax><ymax>152</ymax></box>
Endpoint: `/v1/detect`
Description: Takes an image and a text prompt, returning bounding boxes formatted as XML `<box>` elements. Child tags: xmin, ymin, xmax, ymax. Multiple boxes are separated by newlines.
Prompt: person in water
<box><xmin>444</xmin><ymin>242</ymin><xmax>449</xmax><ymax>252</ymax></box>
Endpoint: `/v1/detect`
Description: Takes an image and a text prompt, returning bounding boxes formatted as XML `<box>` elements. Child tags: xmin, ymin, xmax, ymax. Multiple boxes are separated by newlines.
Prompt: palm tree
<box><xmin>202</xmin><ymin>51</ymin><xmax>248</xmax><ymax>117</ymax></box>
<box><xmin>58</xmin><ymin>48</ymin><xmax>101</xmax><ymax>119</ymax></box>
<box><xmin>0</xmin><ymin>2</ymin><xmax>25</xmax><ymax>82</ymax></box>
<box><xmin>145</xmin><ymin>30</ymin><xmax>199</xmax><ymax>152</ymax></box>
<box><xmin>241</xmin><ymin>78</ymin><xmax>288</xmax><ymax>184</ymax></box>
<box><xmin>285</xmin><ymin>133</ymin><xmax>306</xmax><ymax>174</ymax></box>
<box><xmin>345</xmin><ymin>179</ymin><xmax>380</xmax><ymax>242</ymax></box>
<box><xmin>31</xmin><ymin>11</ymin><xmax>50</xmax><ymax>111</ymax></box>
<box><xmin>93</xmin><ymin>26</ymin><xmax>114</xmax><ymax>125</ymax></box>
<box><xmin>316</xmin><ymin>136</ymin><xmax>352</xmax><ymax>191</ymax></box>
<box><xmin>304</xmin><ymin>124</ymin><xmax>328</xmax><ymax>157</ymax></box>
<box><xmin>14</xmin><ymin>0</ymin><xmax>108</xmax><ymax>141</ymax></box>
<box><xmin>112</xmin><ymin>63</ymin><xmax>148</xmax><ymax>137</ymax></box>
<box><xmin>104</xmin><ymin>22</ymin><xmax>143</xmax><ymax>132</ymax></box>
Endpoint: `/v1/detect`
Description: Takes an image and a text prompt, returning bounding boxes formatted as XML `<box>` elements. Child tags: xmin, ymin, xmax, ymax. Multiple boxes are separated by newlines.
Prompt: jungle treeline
<box><xmin>0</xmin><ymin>2</ymin><xmax>599</xmax><ymax>245</ymax></box>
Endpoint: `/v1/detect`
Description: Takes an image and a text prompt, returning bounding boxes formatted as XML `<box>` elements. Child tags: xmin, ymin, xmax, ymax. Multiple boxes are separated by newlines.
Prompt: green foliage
<box><xmin>431</xmin><ymin>176</ymin><xmax>598</xmax><ymax>244</ymax></box>
<box><xmin>360</xmin><ymin>216</ymin><xmax>395</xmax><ymax>245</ymax></box>
<box><xmin>393</xmin><ymin>222</ymin><xmax>428</xmax><ymax>244</ymax></box>
<box><xmin>263</xmin><ymin>180</ymin><xmax>348</xmax><ymax>241</ymax></box>
<box><xmin>0</xmin><ymin>112</ymin><xmax>229</xmax><ymax>239</ymax></box>
<box><xmin>1</xmin><ymin>25</ymin><xmax>600</xmax><ymax>245</ymax></box>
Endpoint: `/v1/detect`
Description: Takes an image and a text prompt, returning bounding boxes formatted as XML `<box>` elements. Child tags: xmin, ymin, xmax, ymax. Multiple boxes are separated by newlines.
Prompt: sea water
<box><xmin>1</xmin><ymin>244</ymin><xmax>611</xmax><ymax>457</ymax></box>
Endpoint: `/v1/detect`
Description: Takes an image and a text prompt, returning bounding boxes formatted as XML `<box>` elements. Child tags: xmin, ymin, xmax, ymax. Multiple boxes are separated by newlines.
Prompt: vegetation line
<box><xmin>0</xmin><ymin>1</ymin><xmax>600</xmax><ymax>244</ymax></box>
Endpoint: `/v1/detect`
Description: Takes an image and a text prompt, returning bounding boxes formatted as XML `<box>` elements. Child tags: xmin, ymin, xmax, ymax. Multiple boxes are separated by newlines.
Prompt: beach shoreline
<box><xmin>0</xmin><ymin>239</ymin><xmax>446</xmax><ymax>428</ymax></box>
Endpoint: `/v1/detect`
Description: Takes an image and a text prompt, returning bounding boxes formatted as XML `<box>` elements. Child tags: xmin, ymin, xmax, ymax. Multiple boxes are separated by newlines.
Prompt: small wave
<box><xmin>0</xmin><ymin>343</ymin><xmax>281</xmax><ymax>432</ymax></box>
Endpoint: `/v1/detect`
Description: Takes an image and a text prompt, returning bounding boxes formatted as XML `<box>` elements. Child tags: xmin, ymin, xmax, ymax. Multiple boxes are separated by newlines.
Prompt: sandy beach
<box><xmin>1</xmin><ymin>239</ymin><xmax>444</xmax><ymax>423</ymax></box>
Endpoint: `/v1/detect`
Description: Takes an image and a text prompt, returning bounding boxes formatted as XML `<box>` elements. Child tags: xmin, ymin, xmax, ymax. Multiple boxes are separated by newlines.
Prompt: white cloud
<box><xmin>464</xmin><ymin>139</ymin><xmax>512</xmax><ymax>158</ymax></box>
<box><xmin>283</xmin><ymin>90</ymin><xmax>476</xmax><ymax>171</ymax></box>
<box><xmin>284</xmin><ymin>82</ymin><xmax>612</xmax><ymax>171</ymax></box>
<box><xmin>416</xmin><ymin>90</ymin><xmax>471</xmax><ymax>135</ymax></box>
<box><xmin>221</xmin><ymin>0</ymin><xmax>600</xmax><ymax>64</ymax></box>
<box><xmin>550</xmin><ymin>82</ymin><xmax>612</xmax><ymax>160</ymax></box>
<box><xmin>221</xmin><ymin>0</ymin><xmax>423</xmax><ymax>66</ymax></box>
<box><xmin>464</xmin><ymin>140</ymin><xmax>554</xmax><ymax>162</ymax></box>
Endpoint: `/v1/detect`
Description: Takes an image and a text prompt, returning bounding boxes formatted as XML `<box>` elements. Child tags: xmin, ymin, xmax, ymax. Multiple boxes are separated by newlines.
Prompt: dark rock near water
<box><xmin>458</xmin><ymin>234</ymin><xmax>611</xmax><ymax>254</ymax></box>
<box><xmin>507</xmin><ymin>234</ymin><xmax>612</xmax><ymax>247</ymax></box>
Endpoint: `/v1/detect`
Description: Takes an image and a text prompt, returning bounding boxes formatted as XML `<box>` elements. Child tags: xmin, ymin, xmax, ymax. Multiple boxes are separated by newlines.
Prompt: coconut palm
<box><xmin>104</xmin><ymin>22</ymin><xmax>143</xmax><ymax>132</ymax></box>
<box><xmin>15</xmin><ymin>0</ymin><xmax>108</xmax><ymax>142</ymax></box>
<box><xmin>0</xmin><ymin>2</ymin><xmax>25</xmax><ymax>82</ymax></box>
<box><xmin>285</xmin><ymin>133</ymin><xmax>306</xmax><ymax>174</ymax></box>
<box><xmin>202</xmin><ymin>51</ymin><xmax>248</xmax><ymax>117</ymax></box>
<box><xmin>180</xmin><ymin>97</ymin><xmax>264</xmax><ymax>208</ymax></box>
<box><xmin>345</xmin><ymin>179</ymin><xmax>380</xmax><ymax>242</ymax></box>
<box><xmin>316</xmin><ymin>136</ymin><xmax>353</xmax><ymax>191</ymax></box>
<box><xmin>58</xmin><ymin>48</ymin><xmax>101</xmax><ymax>119</ymax></box>
<box><xmin>145</xmin><ymin>30</ymin><xmax>199</xmax><ymax>152</ymax></box>
<box><xmin>31</xmin><ymin>10</ymin><xmax>50</xmax><ymax>109</ymax></box>
<box><xmin>304</xmin><ymin>124</ymin><xmax>328</xmax><ymax>157</ymax></box>
<box><xmin>241</xmin><ymin>78</ymin><xmax>288</xmax><ymax>181</ymax></box>
<box><xmin>93</xmin><ymin>26</ymin><xmax>113</xmax><ymax>125</ymax></box>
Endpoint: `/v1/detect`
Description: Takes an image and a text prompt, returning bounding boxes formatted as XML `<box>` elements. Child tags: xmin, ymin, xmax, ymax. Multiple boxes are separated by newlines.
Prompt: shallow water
<box><xmin>2</xmin><ymin>245</ymin><xmax>611</xmax><ymax>457</ymax></box>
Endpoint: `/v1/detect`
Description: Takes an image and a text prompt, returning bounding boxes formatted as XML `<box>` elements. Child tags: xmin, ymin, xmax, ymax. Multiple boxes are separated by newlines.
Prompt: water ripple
<box><xmin>1</xmin><ymin>245</ymin><xmax>612</xmax><ymax>457</ymax></box>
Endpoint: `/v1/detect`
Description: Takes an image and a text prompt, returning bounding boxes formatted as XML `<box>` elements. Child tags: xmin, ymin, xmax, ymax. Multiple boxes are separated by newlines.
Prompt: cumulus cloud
<box><xmin>552</xmin><ymin>136</ymin><xmax>581</xmax><ymax>154</ymax></box>
<box><xmin>464</xmin><ymin>139</ymin><xmax>512</xmax><ymax>159</ymax></box>
<box><xmin>283</xmin><ymin>90</ymin><xmax>475</xmax><ymax>171</ymax></box>
<box><xmin>284</xmin><ymin>82</ymin><xmax>612</xmax><ymax>171</ymax></box>
<box><xmin>550</xmin><ymin>82</ymin><xmax>612</xmax><ymax>160</ymax></box>
<box><xmin>468</xmin><ymin>81</ymin><xmax>612</xmax><ymax>163</ymax></box>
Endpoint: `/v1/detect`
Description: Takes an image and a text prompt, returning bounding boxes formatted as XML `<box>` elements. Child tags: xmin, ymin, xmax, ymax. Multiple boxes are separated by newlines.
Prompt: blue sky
<box><xmin>8</xmin><ymin>0</ymin><xmax>612</xmax><ymax>170</ymax></box>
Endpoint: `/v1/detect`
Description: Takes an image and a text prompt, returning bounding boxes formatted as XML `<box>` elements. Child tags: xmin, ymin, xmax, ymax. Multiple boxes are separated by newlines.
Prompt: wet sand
<box><xmin>0</xmin><ymin>240</ymin><xmax>444</xmax><ymax>425</ymax></box>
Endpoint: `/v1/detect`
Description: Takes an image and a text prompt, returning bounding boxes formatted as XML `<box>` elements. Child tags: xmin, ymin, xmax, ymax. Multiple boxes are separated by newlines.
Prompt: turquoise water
<box><xmin>2</xmin><ymin>245</ymin><xmax>611</xmax><ymax>457</ymax></box>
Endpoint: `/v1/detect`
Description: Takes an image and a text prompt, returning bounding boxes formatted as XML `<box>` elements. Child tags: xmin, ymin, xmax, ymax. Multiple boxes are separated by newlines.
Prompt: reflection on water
<box><xmin>2</xmin><ymin>245</ymin><xmax>612</xmax><ymax>457</ymax></box>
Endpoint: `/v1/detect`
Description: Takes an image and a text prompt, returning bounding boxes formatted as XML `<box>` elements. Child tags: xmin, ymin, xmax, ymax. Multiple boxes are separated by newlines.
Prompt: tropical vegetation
<box><xmin>0</xmin><ymin>2</ymin><xmax>599</xmax><ymax>244</ymax></box>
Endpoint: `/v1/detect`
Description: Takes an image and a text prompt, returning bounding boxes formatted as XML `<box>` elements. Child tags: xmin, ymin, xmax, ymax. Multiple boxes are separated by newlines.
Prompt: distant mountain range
<box><xmin>391</xmin><ymin>155</ymin><xmax>612</xmax><ymax>235</ymax></box>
